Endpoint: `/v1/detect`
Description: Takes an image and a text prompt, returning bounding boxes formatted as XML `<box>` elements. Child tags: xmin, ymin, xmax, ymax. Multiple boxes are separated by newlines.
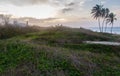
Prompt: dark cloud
<box><xmin>66</xmin><ymin>2</ymin><xmax>75</xmax><ymax>6</ymax></box>
<box><xmin>59</xmin><ymin>0</ymin><xmax>86</xmax><ymax>14</ymax></box>
<box><xmin>61</xmin><ymin>8</ymin><xmax>73</xmax><ymax>13</ymax></box>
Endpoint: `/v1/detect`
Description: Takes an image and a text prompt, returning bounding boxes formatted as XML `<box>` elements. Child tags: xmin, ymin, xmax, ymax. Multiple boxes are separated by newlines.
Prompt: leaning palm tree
<box><xmin>91</xmin><ymin>4</ymin><xmax>103</xmax><ymax>32</ymax></box>
<box><xmin>104</xmin><ymin>8</ymin><xmax>110</xmax><ymax>32</ymax></box>
<box><xmin>106</xmin><ymin>13</ymin><xmax>117</xmax><ymax>34</ymax></box>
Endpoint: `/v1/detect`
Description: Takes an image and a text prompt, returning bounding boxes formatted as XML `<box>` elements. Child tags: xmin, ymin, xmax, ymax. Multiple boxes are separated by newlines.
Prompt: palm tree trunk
<box><xmin>105</xmin><ymin>23</ymin><xmax>108</xmax><ymax>32</ymax></box>
<box><xmin>98</xmin><ymin>18</ymin><xmax>101</xmax><ymax>32</ymax></box>
<box><xmin>111</xmin><ymin>23</ymin><xmax>113</xmax><ymax>34</ymax></box>
<box><xmin>102</xmin><ymin>18</ymin><xmax>105</xmax><ymax>32</ymax></box>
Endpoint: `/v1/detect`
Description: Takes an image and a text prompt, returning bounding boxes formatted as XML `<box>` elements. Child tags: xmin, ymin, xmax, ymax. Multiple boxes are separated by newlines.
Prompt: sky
<box><xmin>0</xmin><ymin>0</ymin><xmax>120</xmax><ymax>28</ymax></box>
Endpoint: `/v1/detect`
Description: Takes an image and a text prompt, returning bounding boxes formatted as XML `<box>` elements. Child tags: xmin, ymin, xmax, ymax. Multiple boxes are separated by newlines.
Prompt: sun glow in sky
<box><xmin>0</xmin><ymin>0</ymin><xmax>120</xmax><ymax>27</ymax></box>
<box><xmin>0</xmin><ymin>5</ymin><xmax>57</xmax><ymax>19</ymax></box>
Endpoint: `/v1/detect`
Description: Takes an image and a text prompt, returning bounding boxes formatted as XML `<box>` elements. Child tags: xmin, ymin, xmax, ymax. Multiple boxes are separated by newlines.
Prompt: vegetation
<box><xmin>91</xmin><ymin>4</ymin><xmax>103</xmax><ymax>32</ymax></box>
<box><xmin>0</xmin><ymin>25</ymin><xmax>120</xmax><ymax>76</ymax></box>
<box><xmin>91</xmin><ymin>4</ymin><xmax>117</xmax><ymax>33</ymax></box>
<box><xmin>106</xmin><ymin>13</ymin><xmax>117</xmax><ymax>33</ymax></box>
<box><xmin>0</xmin><ymin>24</ymin><xmax>41</xmax><ymax>39</ymax></box>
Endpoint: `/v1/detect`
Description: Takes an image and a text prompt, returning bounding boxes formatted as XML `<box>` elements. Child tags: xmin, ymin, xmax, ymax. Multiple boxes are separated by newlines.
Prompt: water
<box><xmin>85</xmin><ymin>41</ymin><xmax>120</xmax><ymax>46</ymax></box>
<box><xmin>89</xmin><ymin>27</ymin><xmax>120</xmax><ymax>34</ymax></box>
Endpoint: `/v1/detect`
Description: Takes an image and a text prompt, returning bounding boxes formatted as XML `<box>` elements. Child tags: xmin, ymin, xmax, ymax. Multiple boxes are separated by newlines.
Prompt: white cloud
<box><xmin>0</xmin><ymin>0</ymin><xmax>49</xmax><ymax>6</ymax></box>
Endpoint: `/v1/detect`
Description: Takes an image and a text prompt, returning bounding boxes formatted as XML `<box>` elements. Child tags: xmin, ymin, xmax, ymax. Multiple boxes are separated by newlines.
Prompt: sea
<box><xmin>88</xmin><ymin>27</ymin><xmax>120</xmax><ymax>34</ymax></box>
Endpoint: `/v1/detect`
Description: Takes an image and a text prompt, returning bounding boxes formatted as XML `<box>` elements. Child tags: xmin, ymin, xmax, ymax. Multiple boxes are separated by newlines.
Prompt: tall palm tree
<box><xmin>106</xmin><ymin>13</ymin><xmax>117</xmax><ymax>33</ymax></box>
<box><xmin>104</xmin><ymin>8</ymin><xmax>110</xmax><ymax>32</ymax></box>
<box><xmin>101</xmin><ymin>8</ymin><xmax>106</xmax><ymax>32</ymax></box>
<box><xmin>91</xmin><ymin>4</ymin><xmax>103</xmax><ymax>32</ymax></box>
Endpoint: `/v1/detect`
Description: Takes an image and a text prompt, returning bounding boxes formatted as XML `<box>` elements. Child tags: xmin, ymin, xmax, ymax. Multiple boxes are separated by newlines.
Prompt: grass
<box><xmin>0</xmin><ymin>25</ymin><xmax>120</xmax><ymax>76</ymax></box>
<box><xmin>0</xmin><ymin>40</ymin><xmax>82</xmax><ymax>76</ymax></box>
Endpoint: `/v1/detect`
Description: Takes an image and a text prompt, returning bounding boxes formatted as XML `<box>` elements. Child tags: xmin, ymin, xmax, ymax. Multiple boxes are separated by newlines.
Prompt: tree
<box><xmin>91</xmin><ymin>4</ymin><xmax>103</xmax><ymax>32</ymax></box>
<box><xmin>25</xmin><ymin>19</ymin><xmax>29</xmax><ymax>26</ymax></box>
<box><xmin>0</xmin><ymin>14</ymin><xmax>4</xmax><ymax>25</ymax></box>
<box><xmin>106</xmin><ymin>13</ymin><xmax>117</xmax><ymax>34</ymax></box>
<box><xmin>0</xmin><ymin>14</ymin><xmax>11</xmax><ymax>25</ymax></box>
<box><xmin>13</xmin><ymin>20</ymin><xmax>18</xmax><ymax>25</ymax></box>
<box><xmin>104</xmin><ymin>8</ymin><xmax>110</xmax><ymax>32</ymax></box>
<box><xmin>3</xmin><ymin>15</ymin><xmax>11</xmax><ymax>25</ymax></box>
<box><xmin>101</xmin><ymin>8</ymin><xmax>106</xmax><ymax>32</ymax></box>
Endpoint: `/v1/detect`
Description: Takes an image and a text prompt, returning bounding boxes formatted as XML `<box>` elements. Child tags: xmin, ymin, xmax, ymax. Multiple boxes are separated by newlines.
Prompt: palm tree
<box><xmin>101</xmin><ymin>8</ymin><xmax>106</xmax><ymax>32</ymax></box>
<box><xmin>104</xmin><ymin>8</ymin><xmax>110</xmax><ymax>32</ymax></box>
<box><xmin>91</xmin><ymin>4</ymin><xmax>103</xmax><ymax>32</ymax></box>
<box><xmin>106</xmin><ymin>13</ymin><xmax>117</xmax><ymax>33</ymax></box>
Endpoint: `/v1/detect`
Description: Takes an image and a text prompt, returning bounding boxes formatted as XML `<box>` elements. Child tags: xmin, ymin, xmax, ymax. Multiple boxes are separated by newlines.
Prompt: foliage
<box><xmin>91</xmin><ymin>4</ymin><xmax>117</xmax><ymax>33</ymax></box>
<box><xmin>0</xmin><ymin>26</ymin><xmax>120</xmax><ymax>76</ymax></box>
<box><xmin>0</xmin><ymin>24</ymin><xmax>40</xmax><ymax>39</ymax></box>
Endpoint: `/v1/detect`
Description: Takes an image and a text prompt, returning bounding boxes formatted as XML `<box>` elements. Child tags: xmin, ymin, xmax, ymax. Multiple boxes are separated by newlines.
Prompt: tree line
<box><xmin>91</xmin><ymin>4</ymin><xmax>117</xmax><ymax>33</ymax></box>
<box><xmin>0</xmin><ymin>14</ymin><xmax>29</xmax><ymax>26</ymax></box>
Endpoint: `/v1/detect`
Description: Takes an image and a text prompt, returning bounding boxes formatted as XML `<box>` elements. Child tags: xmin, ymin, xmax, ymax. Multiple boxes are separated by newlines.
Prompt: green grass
<box><xmin>0</xmin><ymin>26</ymin><xmax>120</xmax><ymax>76</ymax></box>
<box><xmin>0</xmin><ymin>40</ymin><xmax>83</xmax><ymax>76</ymax></box>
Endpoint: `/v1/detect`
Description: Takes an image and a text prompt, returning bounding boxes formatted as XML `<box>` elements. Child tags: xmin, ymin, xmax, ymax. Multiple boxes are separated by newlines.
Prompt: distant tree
<box><xmin>0</xmin><ymin>14</ymin><xmax>4</xmax><ymax>25</ymax></box>
<box><xmin>25</xmin><ymin>19</ymin><xmax>29</xmax><ymax>26</ymax></box>
<box><xmin>106</xmin><ymin>13</ymin><xmax>117</xmax><ymax>33</ymax></box>
<box><xmin>13</xmin><ymin>20</ymin><xmax>18</xmax><ymax>25</ymax></box>
<box><xmin>26</xmin><ymin>21</ymin><xmax>28</xmax><ymax>26</ymax></box>
<box><xmin>91</xmin><ymin>4</ymin><xmax>103</xmax><ymax>32</ymax></box>
<box><xmin>0</xmin><ymin>14</ymin><xmax>11</xmax><ymax>25</ymax></box>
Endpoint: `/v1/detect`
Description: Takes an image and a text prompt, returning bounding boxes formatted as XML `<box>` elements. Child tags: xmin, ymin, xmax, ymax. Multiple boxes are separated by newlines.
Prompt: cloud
<box><xmin>0</xmin><ymin>0</ymin><xmax>90</xmax><ymax>20</ymax></box>
<box><xmin>0</xmin><ymin>0</ymin><xmax>49</xmax><ymax>6</ymax></box>
<box><xmin>101</xmin><ymin>0</ymin><xmax>107</xmax><ymax>4</ymax></box>
<box><xmin>0</xmin><ymin>0</ymin><xmax>87</xmax><ymax>7</ymax></box>
<box><xmin>56</xmin><ymin>0</ymin><xmax>88</xmax><ymax>18</ymax></box>
<box><xmin>0</xmin><ymin>0</ymin><xmax>71</xmax><ymax>6</ymax></box>
<box><xmin>66</xmin><ymin>2</ymin><xmax>75</xmax><ymax>6</ymax></box>
<box><xmin>61</xmin><ymin>8</ymin><xmax>73</xmax><ymax>13</ymax></box>
<box><xmin>15</xmin><ymin>17</ymin><xmax>68</xmax><ymax>26</ymax></box>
